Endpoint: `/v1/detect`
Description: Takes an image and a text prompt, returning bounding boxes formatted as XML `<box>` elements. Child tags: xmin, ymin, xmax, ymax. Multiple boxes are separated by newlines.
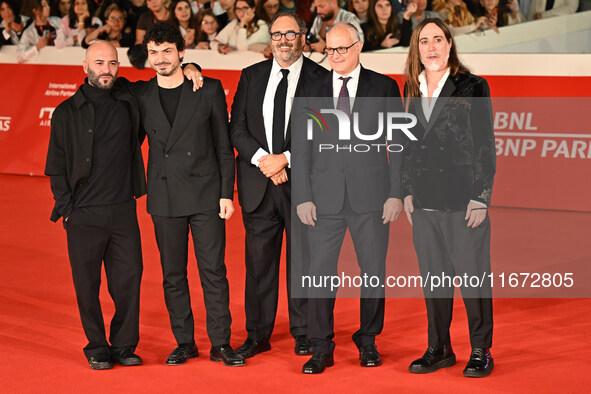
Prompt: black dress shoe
<box><xmin>236</xmin><ymin>338</ymin><xmax>271</xmax><ymax>359</ymax></box>
<box><xmin>111</xmin><ymin>347</ymin><xmax>143</xmax><ymax>366</ymax></box>
<box><xmin>88</xmin><ymin>352</ymin><xmax>114</xmax><ymax>370</ymax></box>
<box><xmin>210</xmin><ymin>344</ymin><xmax>246</xmax><ymax>366</ymax></box>
<box><xmin>166</xmin><ymin>342</ymin><xmax>198</xmax><ymax>365</ymax></box>
<box><xmin>302</xmin><ymin>353</ymin><xmax>334</xmax><ymax>374</ymax></box>
<box><xmin>359</xmin><ymin>344</ymin><xmax>382</xmax><ymax>367</ymax></box>
<box><xmin>408</xmin><ymin>345</ymin><xmax>456</xmax><ymax>374</ymax></box>
<box><xmin>294</xmin><ymin>335</ymin><xmax>312</xmax><ymax>356</ymax></box>
<box><xmin>463</xmin><ymin>348</ymin><xmax>494</xmax><ymax>378</ymax></box>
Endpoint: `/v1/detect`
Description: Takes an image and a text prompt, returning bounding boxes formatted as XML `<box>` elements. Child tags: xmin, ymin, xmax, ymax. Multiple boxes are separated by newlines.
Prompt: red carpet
<box><xmin>1</xmin><ymin>174</ymin><xmax>589</xmax><ymax>392</ymax></box>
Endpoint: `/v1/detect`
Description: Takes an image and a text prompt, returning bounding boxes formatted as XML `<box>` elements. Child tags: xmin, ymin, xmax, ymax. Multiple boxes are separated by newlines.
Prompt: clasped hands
<box><xmin>258</xmin><ymin>153</ymin><xmax>288</xmax><ymax>185</ymax></box>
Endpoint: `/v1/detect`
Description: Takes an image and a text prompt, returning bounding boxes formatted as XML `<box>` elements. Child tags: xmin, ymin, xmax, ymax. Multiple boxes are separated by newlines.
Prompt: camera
<box><xmin>305</xmin><ymin>32</ymin><xmax>318</xmax><ymax>44</ymax></box>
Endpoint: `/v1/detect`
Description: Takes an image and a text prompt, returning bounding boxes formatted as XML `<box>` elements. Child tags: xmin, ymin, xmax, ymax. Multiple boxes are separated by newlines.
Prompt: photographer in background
<box><xmin>306</xmin><ymin>0</ymin><xmax>363</xmax><ymax>53</ymax></box>
<box><xmin>1</xmin><ymin>0</ymin><xmax>29</xmax><ymax>46</ymax></box>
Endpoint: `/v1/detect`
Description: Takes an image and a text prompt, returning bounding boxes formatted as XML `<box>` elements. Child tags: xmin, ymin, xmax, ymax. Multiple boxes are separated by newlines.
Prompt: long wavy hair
<box><xmin>403</xmin><ymin>18</ymin><xmax>469</xmax><ymax>101</ymax></box>
<box><xmin>364</xmin><ymin>0</ymin><xmax>399</xmax><ymax>48</ymax></box>
<box><xmin>195</xmin><ymin>9</ymin><xmax>218</xmax><ymax>42</ymax></box>
<box><xmin>234</xmin><ymin>0</ymin><xmax>260</xmax><ymax>37</ymax></box>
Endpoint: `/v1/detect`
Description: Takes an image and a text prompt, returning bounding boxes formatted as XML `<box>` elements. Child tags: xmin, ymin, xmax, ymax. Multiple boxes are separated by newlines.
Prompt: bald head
<box><xmin>327</xmin><ymin>22</ymin><xmax>360</xmax><ymax>43</ymax></box>
<box><xmin>86</xmin><ymin>40</ymin><xmax>118</xmax><ymax>62</ymax></box>
<box><xmin>83</xmin><ymin>41</ymin><xmax>119</xmax><ymax>90</ymax></box>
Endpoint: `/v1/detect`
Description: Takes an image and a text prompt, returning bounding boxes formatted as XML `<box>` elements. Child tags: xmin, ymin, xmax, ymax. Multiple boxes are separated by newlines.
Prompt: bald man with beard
<box><xmin>45</xmin><ymin>41</ymin><xmax>146</xmax><ymax>370</ymax></box>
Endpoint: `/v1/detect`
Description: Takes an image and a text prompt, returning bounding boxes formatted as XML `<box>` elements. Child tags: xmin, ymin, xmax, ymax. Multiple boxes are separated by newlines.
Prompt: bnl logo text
<box><xmin>305</xmin><ymin>109</ymin><xmax>418</xmax><ymax>152</ymax></box>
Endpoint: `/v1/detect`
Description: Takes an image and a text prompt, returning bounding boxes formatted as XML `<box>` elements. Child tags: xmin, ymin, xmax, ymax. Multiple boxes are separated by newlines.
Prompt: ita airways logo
<box><xmin>304</xmin><ymin>108</ymin><xmax>419</xmax><ymax>153</ymax></box>
<box><xmin>39</xmin><ymin>107</ymin><xmax>55</xmax><ymax>127</ymax></box>
<box><xmin>0</xmin><ymin>116</ymin><xmax>11</xmax><ymax>132</ymax></box>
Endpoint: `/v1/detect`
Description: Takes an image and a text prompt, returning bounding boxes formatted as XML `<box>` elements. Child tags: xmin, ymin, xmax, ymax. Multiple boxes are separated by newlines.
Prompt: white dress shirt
<box><xmin>332</xmin><ymin>63</ymin><xmax>361</xmax><ymax>112</ymax></box>
<box><xmin>418</xmin><ymin>68</ymin><xmax>450</xmax><ymax>122</ymax></box>
<box><xmin>250</xmin><ymin>55</ymin><xmax>304</xmax><ymax>167</ymax></box>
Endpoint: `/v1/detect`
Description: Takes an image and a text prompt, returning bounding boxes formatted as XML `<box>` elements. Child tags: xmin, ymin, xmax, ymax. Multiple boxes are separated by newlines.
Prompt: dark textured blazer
<box><xmin>133</xmin><ymin>77</ymin><xmax>235</xmax><ymax>217</ymax></box>
<box><xmin>229</xmin><ymin>56</ymin><xmax>329</xmax><ymax>214</ymax></box>
<box><xmin>291</xmin><ymin>66</ymin><xmax>403</xmax><ymax>215</ymax></box>
<box><xmin>401</xmin><ymin>72</ymin><xmax>496</xmax><ymax>211</ymax></box>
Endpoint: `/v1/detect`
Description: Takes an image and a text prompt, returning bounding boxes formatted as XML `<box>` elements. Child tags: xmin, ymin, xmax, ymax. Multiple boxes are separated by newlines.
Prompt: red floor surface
<box><xmin>1</xmin><ymin>174</ymin><xmax>590</xmax><ymax>392</ymax></box>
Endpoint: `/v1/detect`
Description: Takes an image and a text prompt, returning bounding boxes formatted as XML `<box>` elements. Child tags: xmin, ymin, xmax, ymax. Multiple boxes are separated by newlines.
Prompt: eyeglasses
<box><xmin>270</xmin><ymin>31</ymin><xmax>302</xmax><ymax>41</ymax></box>
<box><xmin>235</xmin><ymin>6</ymin><xmax>251</xmax><ymax>12</ymax></box>
<box><xmin>324</xmin><ymin>41</ymin><xmax>359</xmax><ymax>55</ymax></box>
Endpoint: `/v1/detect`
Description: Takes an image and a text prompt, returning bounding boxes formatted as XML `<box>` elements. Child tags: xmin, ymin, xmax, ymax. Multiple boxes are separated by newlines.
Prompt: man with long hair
<box><xmin>401</xmin><ymin>18</ymin><xmax>496</xmax><ymax>378</ymax></box>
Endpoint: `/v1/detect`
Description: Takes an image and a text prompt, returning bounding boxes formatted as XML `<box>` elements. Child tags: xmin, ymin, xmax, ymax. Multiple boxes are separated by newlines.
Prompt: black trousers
<box><xmin>411</xmin><ymin>209</ymin><xmax>493</xmax><ymax>349</ymax></box>
<box><xmin>152</xmin><ymin>209</ymin><xmax>231</xmax><ymax>347</ymax></box>
<box><xmin>306</xmin><ymin>209</ymin><xmax>388</xmax><ymax>354</ymax></box>
<box><xmin>242</xmin><ymin>180</ymin><xmax>307</xmax><ymax>342</ymax></box>
<box><xmin>65</xmin><ymin>199</ymin><xmax>142</xmax><ymax>358</ymax></box>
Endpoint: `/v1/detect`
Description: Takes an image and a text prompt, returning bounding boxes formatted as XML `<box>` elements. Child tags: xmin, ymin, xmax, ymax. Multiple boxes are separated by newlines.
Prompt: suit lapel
<box><xmin>413</xmin><ymin>97</ymin><xmax>428</xmax><ymax>131</ymax></box>
<box><xmin>354</xmin><ymin>66</ymin><xmax>371</xmax><ymax>98</ymax></box>
<box><xmin>286</xmin><ymin>58</ymin><xmax>314</xmax><ymax>149</ymax></box>
<box><xmin>422</xmin><ymin>76</ymin><xmax>456</xmax><ymax>141</ymax></box>
<box><xmin>147</xmin><ymin>78</ymin><xmax>172</xmax><ymax>142</ymax></box>
<box><xmin>253</xmin><ymin>61</ymin><xmax>273</xmax><ymax>152</ymax></box>
<box><xmin>165</xmin><ymin>79</ymin><xmax>201</xmax><ymax>152</ymax></box>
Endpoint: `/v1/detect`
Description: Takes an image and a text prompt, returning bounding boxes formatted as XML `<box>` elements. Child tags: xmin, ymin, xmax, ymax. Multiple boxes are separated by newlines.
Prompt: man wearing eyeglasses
<box><xmin>229</xmin><ymin>11</ymin><xmax>329</xmax><ymax>360</ymax></box>
<box><xmin>294</xmin><ymin>22</ymin><xmax>404</xmax><ymax>374</ymax></box>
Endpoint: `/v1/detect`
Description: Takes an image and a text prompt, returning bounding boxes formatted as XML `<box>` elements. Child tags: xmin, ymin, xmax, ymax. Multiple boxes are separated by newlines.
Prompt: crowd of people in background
<box><xmin>0</xmin><ymin>0</ymin><xmax>587</xmax><ymax>62</ymax></box>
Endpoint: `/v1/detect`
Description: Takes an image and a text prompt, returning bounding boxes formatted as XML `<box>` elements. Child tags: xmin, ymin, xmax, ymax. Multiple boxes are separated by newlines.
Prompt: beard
<box><xmin>320</xmin><ymin>10</ymin><xmax>335</xmax><ymax>21</ymax></box>
<box><xmin>153</xmin><ymin>59</ymin><xmax>181</xmax><ymax>76</ymax></box>
<box><xmin>87</xmin><ymin>68</ymin><xmax>117</xmax><ymax>90</ymax></box>
<box><xmin>420</xmin><ymin>52</ymin><xmax>449</xmax><ymax>72</ymax></box>
<box><xmin>271</xmin><ymin>39</ymin><xmax>303</xmax><ymax>65</ymax></box>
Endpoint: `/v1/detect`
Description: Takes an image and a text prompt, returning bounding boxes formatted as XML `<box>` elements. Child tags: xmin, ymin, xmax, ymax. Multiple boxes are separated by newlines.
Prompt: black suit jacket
<box><xmin>229</xmin><ymin>56</ymin><xmax>329</xmax><ymax>213</ymax></box>
<box><xmin>401</xmin><ymin>72</ymin><xmax>496</xmax><ymax>211</ymax></box>
<box><xmin>133</xmin><ymin>77</ymin><xmax>235</xmax><ymax>217</ymax></box>
<box><xmin>292</xmin><ymin>66</ymin><xmax>403</xmax><ymax>215</ymax></box>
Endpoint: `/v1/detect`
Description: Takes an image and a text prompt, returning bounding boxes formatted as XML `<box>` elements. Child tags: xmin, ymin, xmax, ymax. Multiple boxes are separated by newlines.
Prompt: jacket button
<box><xmin>164</xmin><ymin>154</ymin><xmax>169</xmax><ymax>158</ymax></box>
<box><xmin>88</xmin><ymin>129</ymin><xmax>92</xmax><ymax>133</ymax></box>
<box><xmin>161</xmin><ymin>176</ymin><xmax>167</xmax><ymax>180</ymax></box>
<box><xmin>85</xmin><ymin>158</ymin><xmax>90</xmax><ymax>162</ymax></box>
<box><xmin>421</xmin><ymin>145</ymin><xmax>427</xmax><ymax>149</ymax></box>
<box><xmin>152</xmin><ymin>130</ymin><xmax>156</xmax><ymax>133</ymax></box>
<box><xmin>439</xmin><ymin>169</ymin><xmax>444</xmax><ymax>173</ymax></box>
<box><xmin>439</xmin><ymin>147</ymin><xmax>444</xmax><ymax>151</ymax></box>
<box><xmin>187</xmin><ymin>152</ymin><xmax>191</xmax><ymax>156</ymax></box>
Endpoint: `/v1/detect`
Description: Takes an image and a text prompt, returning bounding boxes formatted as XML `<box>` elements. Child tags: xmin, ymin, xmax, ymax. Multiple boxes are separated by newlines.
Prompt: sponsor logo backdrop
<box><xmin>0</xmin><ymin>63</ymin><xmax>589</xmax><ymax>211</ymax></box>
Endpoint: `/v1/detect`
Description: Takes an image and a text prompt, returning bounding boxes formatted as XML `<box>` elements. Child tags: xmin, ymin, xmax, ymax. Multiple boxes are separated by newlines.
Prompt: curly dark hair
<box><xmin>143</xmin><ymin>21</ymin><xmax>185</xmax><ymax>52</ymax></box>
